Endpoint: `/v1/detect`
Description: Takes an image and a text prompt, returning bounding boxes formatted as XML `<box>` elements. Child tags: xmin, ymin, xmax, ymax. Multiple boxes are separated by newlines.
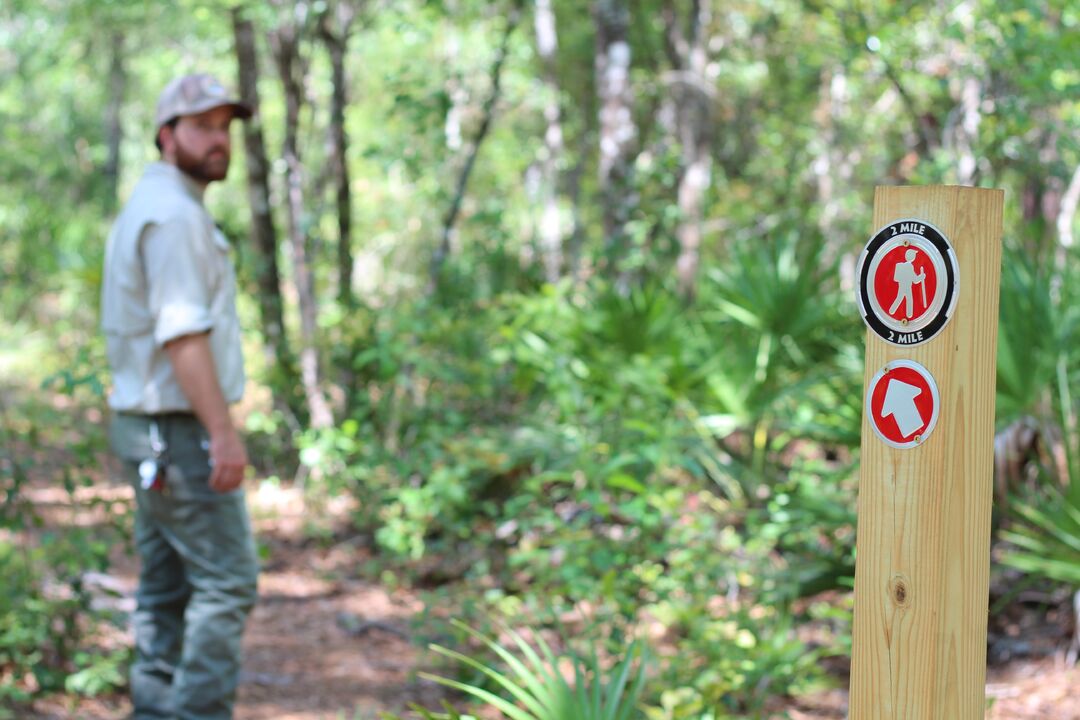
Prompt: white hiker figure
<box><xmin>888</xmin><ymin>248</ymin><xmax>927</xmax><ymax>318</ymax></box>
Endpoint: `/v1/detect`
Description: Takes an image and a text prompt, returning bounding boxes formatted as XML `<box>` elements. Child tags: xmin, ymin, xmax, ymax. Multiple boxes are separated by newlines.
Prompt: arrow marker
<box><xmin>881</xmin><ymin>379</ymin><xmax>923</xmax><ymax>438</ymax></box>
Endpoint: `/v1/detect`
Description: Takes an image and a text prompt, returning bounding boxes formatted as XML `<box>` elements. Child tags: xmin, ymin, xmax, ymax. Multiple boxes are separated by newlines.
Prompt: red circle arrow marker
<box><xmin>865</xmin><ymin>359</ymin><xmax>940</xmax><ymax>449</ymax></box>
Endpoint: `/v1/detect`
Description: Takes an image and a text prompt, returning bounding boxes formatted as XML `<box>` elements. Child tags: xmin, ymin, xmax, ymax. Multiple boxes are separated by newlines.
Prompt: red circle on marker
<box><xmin>871</xmin><ymin>244</ymin><xmax>939</xmax><ymax>324</ymax></box>
<box><xmin>866</xmin><ymin>361</ymin><xmax>939</xmax><ymax>449</ymax></box>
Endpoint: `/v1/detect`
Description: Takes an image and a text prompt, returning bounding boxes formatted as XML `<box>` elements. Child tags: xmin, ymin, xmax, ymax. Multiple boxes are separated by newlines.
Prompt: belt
<box><xmin>116</xmin><ymin>410</ymin><xmax>198</xmax><ymax>421</ymax></box>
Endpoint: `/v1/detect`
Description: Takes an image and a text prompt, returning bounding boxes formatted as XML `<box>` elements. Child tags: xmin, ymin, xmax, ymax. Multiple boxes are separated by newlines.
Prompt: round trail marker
<box><xmin>865</xmin><ymin>359</ymin><xmax>939</xmax><ymax>449</ymax></box>
<box><xmin>856</xmin><ymin>218</ymin><xmax>958</xmax><ymax>347</ymax></box>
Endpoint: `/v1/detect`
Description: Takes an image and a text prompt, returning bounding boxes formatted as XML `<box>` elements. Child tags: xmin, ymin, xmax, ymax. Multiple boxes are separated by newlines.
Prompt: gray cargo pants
<box><xmin>110</xmin><ymin>412</ymin><xmax>259</xmax><ymax>720</ymax></box>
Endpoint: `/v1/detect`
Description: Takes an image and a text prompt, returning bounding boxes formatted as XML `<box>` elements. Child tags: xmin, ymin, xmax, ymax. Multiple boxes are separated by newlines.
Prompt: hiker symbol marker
<box><xmin>866</xmin><ymin>360</ymin><xmax>940</xmax><ymax>449</ymax></box>
<box><xmin>856</xmin><ymin>219</ymin><xmax>958</xmax><ymax>346</ymax></box>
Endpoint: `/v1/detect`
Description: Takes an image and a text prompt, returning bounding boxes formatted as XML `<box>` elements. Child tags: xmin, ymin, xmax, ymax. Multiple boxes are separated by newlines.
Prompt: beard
<box><xmin>174</xmin><ymin>138</ymin><xmax>230</xmax><ymax>183</ymax></box>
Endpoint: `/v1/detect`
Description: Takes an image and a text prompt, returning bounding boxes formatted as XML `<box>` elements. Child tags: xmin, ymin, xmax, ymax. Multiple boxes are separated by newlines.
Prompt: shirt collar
<box><xmin>146</xmin><ymin>161</ymin><xmax>206</xmax><ymax>203</ymax></box>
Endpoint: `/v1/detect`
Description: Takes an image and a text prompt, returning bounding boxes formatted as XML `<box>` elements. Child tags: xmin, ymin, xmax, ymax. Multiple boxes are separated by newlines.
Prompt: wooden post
<box><xmin>850</xmin><ymin>185</ymin><xmax>1004</xmax><ymax>718</ymax></box>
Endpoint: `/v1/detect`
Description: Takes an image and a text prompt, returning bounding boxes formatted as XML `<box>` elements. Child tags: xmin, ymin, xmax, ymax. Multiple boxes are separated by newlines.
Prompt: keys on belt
<box><xmin>137</xmin><ymin>419</ymin><xmax>168</xmax><ymax>493</ymax></box>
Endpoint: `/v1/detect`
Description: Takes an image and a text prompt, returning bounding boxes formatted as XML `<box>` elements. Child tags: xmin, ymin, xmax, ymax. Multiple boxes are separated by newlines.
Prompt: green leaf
<box><xmin>605</xmin><ymin>473</ymin><xmax>646</xmax><ymax>495</ymax></box>
<box><xmin>418</xmin><ymin>672</ymin><xmax>539</xmax><ymax>720</ymax></box>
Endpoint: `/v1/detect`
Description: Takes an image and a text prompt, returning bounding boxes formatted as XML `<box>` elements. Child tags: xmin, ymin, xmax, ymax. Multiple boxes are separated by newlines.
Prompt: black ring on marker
<box><xmin>856</xmin><ymin>220</ymin><xmax>956</xmax><ymax>346</ymax></box>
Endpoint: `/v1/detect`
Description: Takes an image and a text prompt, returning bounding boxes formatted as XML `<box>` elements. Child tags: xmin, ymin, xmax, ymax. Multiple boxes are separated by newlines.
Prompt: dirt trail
<box><xmin>24</xmin><ymin>473</ymin><xmax>445</xmax><ymax>720</ymax></box>
<box><xmin>234</xmin><ymin>486</ymin><xmax>446</xmax><ymax>720</ymax></box>
<box><xmin>17</xmin><ymin>458</ymin><xmax>1080</xmax><ymax>719</ymax></box>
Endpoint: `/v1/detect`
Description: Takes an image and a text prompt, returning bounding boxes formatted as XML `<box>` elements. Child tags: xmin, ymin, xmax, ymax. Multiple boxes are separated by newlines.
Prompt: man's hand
<box><xmin>164</xmin><ymin>331</ymin><xmax>248</xmax><ymax>493</ymax></box>
<box><xmin>209</xmin><ymin>425</ymin><xmax>248</xmax><ymax>492</ymax></box>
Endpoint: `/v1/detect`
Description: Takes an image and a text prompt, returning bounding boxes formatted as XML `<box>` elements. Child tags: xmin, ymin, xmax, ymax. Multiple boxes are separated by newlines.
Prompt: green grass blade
<box><xmin>602</xmin><ymin>641</ymin><xmax>636</xmax><ymax>719</ymax></box>
<box><xmin>451</xmin><ymin>621</ymin><xmax>559</xmax><ymax>700</ymax></box>
<box><xmin>1000</xmin><ymin>554</ymin><xmax>1080</xmax><ymax>584</ymax></box>
<box><xmin>1011</xmin><ymin>503</ymin><xmax>1080</xmax><ymax>553</ymax></box>
<box><xmin>428</xmin><ymin>645</ymin><xmax>545</xmax><ymax>718</ymax></box>
<box><xmin>999</xmin><ymin>530</ymin><xmax>1054</xmax><ymax>555</ymax></box>
<box><xmin>502</xmin><ymin>625</ymin><xmax>568</xmax><ymax>712</ymax></box>
<box><xmin>612</xmin><ymin>645</ymin><xmax>647</xmax><ymax>720</ymax></box>
<box><xmin>418</xmin><ymin>672</ymin><xmax>537</xmax><ymax>720</ymax></box>
<box><xmin>589</xmin><ymin>645</ymin><xmax>601</xmax><ymax>720</ymax></box>
<box><xmin>502</xmin><ymin>626</ymin><xmax>569</xmax><ymax>715</ymax></box>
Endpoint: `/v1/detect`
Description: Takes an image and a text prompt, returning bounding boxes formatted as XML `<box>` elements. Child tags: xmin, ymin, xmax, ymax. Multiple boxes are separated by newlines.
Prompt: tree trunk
<box><xmin>593</xmin><ymin>0</ymin><xmax>637</xmax><ymax>274</ymax></box>
<box><xmin>811</xmin><ymin>66</ymin><xmax>855</xmax><ymax>257</ymax></box>
<box><xmin>663</xmin><ymin>0</ymin><xmax>713</xmax><ymax>298</ymax></box>
<box><xmin>232</xmin><ymin>8</ymin><xmax>294</xmax><ymax>384</ymax></box>
<box><xmin>103</xmin><ymin>31</ymin><xmax>125</xmax><ymax>214</ymax></box>
<box><xmin>431</xmin><ymin>1</ymin><xmax>523</xmax><ymax>290</ymax></box>
<box><xmin>565</xmin><ymin>72</ymin><xmax>598</xmax><ymax>284</ymax></box>
<box><xmin>1057</xmin><ymin>163</ymin><xmax>1080</xmax><ymax>250</ymax></box>
<box><xmin>949</xmin><ymin>75</ymin><xmax>982</xmax><ymax>186</ymax></box>
<box><xmin>319</xmin><ymin>3</ymin><xmax>356</xmax><ymax>308</ymax></box>
<box><xmin>533</xmin><ymin>0</ymin><xmax>565</xmax><ymax>283</ymax></box>
<box><xmin>270</xmin><ymin>15</ymin><xmax>335</xmax><ymax>430</ymax></box>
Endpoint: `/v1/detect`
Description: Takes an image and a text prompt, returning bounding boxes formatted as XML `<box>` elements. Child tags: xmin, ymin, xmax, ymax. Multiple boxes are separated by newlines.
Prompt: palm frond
<box><xmin>1001</xmin><ymin>485</ymin><xmax>1080</xmax><ymax>585</ymax></box>
<box><xmin>419</xmin><ymin>622</ymin><xmax>648</xmax><ymax>720</ymax></box>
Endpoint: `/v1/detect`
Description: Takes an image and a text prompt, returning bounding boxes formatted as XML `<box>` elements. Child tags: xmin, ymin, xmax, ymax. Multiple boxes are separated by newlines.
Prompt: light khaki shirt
<box><xmin>101</xmin><ymin>162</ymin><xmax>245</xmax><ymax>413</ymax></box>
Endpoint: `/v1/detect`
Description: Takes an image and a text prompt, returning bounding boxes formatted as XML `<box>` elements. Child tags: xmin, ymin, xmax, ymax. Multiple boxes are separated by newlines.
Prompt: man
<box><xmin>888</xmin><ymin>248</ymin><xmax>927</xmax><ymax>320</ymax></box>
<box><xmin>101</xmin><ymin>73</ymin><xmax>259</xmax><ymax>720</ymax></box>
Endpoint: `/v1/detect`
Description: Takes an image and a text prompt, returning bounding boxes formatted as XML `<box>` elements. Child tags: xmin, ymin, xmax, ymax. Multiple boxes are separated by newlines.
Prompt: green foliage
<box><xmin>750</xmin><ymin>467</ymin><xmax>856</xmax><ymax>601</ymax></box>
<box><xmin>694</xmin><ymin>229</ymin><xmax>862</xmax><ymax>501</ymax></box>
<box><xmin>644</xmin><ymin>612</ymin><xmax>828</xmax><ymax>718</ymax></box>
<box><xmin>402</xmin><ymin>620</ymin><xmax>647</xmax><ymax>720</ymax></box>
<box><xmin>0</xmin><ymin>530</ymin><xmax>128</xmax><ymax>703</ymax></box>
<box><xmin>0</xmin><ymin>366</ymin><xmax>127</xmax><ymax>705</ymax></box>
<box><xmin>995</xmin><ymin>244</ymin><xmax>1069</xmax><ymax>425</ymax></box>
<box><xmin>995</xmin><ymin>236</ymin><xmax>1080</xmax><ymax>591</ymax></box>
<box><xmin>3</xmin><ymin>0</ymin><xmax>1080</xmax><ymax>713</ymax></box>
<box><xmin>1001</xmin><ymin>484</ymin><xmax>1080</xmax><ymax>585</ymax></box>
<box><xmin>304</xmin><ymin>235</ymin><xmax>857</xmax><ymax>711</ymax></box>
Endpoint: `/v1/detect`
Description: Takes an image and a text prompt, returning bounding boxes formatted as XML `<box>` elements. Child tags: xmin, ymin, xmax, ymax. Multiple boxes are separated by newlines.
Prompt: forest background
<box><xmin>1</xmin><ymin>0</ymin><xmax>1079</xmax><ymax>717</ymax></box>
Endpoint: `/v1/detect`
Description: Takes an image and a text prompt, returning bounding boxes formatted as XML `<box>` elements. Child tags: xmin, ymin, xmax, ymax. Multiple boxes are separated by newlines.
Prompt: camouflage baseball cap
<box><xmin>154</xmin><ymin>73</ymin><xmax>253</xmax><ymax>130</ymax></box>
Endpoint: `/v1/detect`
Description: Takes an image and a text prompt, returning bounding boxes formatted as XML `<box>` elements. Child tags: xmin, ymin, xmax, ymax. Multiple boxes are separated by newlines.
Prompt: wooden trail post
<box><xmin>850</xmin><ymin>185</ymin><xmax>1004</xmax><ymax>718</ymax></box>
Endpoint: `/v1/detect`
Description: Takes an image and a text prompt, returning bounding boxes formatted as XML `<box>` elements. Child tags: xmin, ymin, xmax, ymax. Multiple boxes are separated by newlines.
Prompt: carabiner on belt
<box><xmin>137</xmin><ymin>419</ymin><xmax>168</xmax><ymax>492</ymax></box>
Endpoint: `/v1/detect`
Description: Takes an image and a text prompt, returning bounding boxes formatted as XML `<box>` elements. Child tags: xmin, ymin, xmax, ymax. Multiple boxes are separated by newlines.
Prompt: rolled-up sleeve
<box><xmin>141</xmin><ymin>216</ymin><xmax>214</xmax><ymax>346</ymax></box>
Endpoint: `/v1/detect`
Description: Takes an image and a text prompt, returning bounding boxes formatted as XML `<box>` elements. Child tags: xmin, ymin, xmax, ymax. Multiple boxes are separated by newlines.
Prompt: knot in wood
<box><xmin>888</xmin><ymin>573</ymin><xmax>911</xmax><ymax>609</ymax></box>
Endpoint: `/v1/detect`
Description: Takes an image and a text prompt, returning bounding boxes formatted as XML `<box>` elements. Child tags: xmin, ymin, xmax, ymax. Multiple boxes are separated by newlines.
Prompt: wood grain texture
<box><xmin>849</xmin><ymin>186</ymin><xmax>1004</xmax><ymax>719</ymax></box>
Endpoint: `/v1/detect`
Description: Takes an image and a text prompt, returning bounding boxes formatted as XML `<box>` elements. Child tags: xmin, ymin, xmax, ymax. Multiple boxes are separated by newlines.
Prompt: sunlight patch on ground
<box><xmin>0</xmin><ymin>325</ymin><xmax>51</xmax><ymax>382</ymax></box>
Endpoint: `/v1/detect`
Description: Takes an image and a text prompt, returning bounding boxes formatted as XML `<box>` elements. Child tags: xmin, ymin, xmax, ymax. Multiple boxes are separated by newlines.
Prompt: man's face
<box><xmin>161</xmin><ymin>105</ymin><xmax>235</xmax><ymax>184</ymax></box>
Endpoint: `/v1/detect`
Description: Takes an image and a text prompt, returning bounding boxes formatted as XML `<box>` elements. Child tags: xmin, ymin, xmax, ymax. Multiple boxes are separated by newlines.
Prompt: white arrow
<box><xmin>881</xmin><ymin>379</ymin><xmax>924</xmax><ymax>438</ymax></box>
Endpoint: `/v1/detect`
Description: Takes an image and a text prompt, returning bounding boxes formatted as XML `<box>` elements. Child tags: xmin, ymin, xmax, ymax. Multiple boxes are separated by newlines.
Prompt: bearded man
<box><xmin>101</xmin><ymin>73</ymin><xmax>259</xmax><ymax>720</ymax></box>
